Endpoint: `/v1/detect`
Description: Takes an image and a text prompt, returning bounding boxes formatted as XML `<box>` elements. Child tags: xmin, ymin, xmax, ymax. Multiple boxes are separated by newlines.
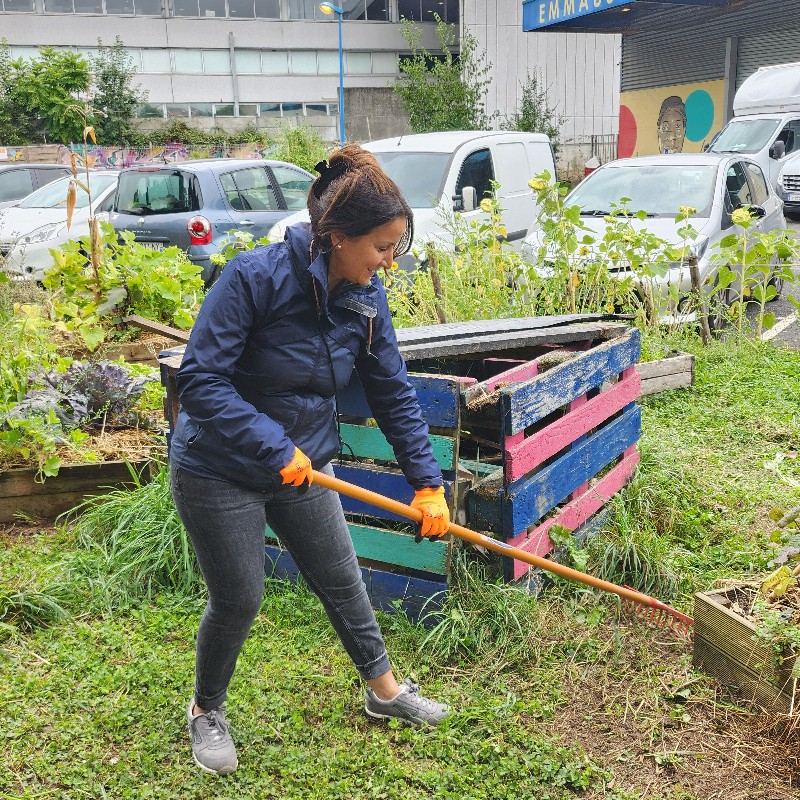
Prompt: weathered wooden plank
<box><xmin>124</xmin><ymin>313</ymin><xmax>191</xmax><ymax>343</ymax></box>
<box><xmin>500</xmin><ymin>328</ymin><xmax>641</xmax><ymax>435</ymax></box>
<box><xmin>332</xmin><ymin>463</ymin><xmax>451</xmax><ymax>525</ymax></box>
<box><xmin>266</xmin><ymin>520</ymin><xmax>448</xmax><ymax>574</ymax></box>
<box><xmin>636</xmin><ymin>352</ymin><xmax>694</xmax><ymax>381</ymax></box>
<box><xmin>337</xmin><ymin>371</ymin><xmax>467</xmax><ymax>429</ymax></box>
<box><xmin>468</xmin><ymin>406</ymin><xmax>640</xmax><ymax>536</ymax></box>
<box><xmin>640</xmin><ymin>373</ymin><xmax>694</xmax><ymax>396</ymax></box>
<box><xmin>463</xmin><ymin>359</ymin><xmax>539</xmax><ymax>406</ymax></box>
<box><xmin>340</xmin><ymin>423</ymin><xmax>456</xmax><ymax>471</ymax></box>
<box><xmin>506</xmin><ymin>449</ymin><xmax>641</xmax><ymax>580</ymax></box>
<box><xmin>504</xmin><ymin>370</ymin><xmax>641</xmax><ymax>482</ymax></box>
<box><xmin>348</xmin><ymin>522</ymin><xmax>448</xmax><ymax>573</ymax></box>
<box><xmin>398</xmin><ymin>322</ymin><xmax>629</xmax><ymax>360</ymax></box>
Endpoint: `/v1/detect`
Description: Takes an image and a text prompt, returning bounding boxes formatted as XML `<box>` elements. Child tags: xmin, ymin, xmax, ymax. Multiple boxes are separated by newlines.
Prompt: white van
<box><xmin>709</xmin><ymin>62</ymin><xmax>800</xmax><ymax>201</ymax></box>
<box><xmin>267</xmin><ymin>130</ymin><xmax>556</xmax><ymax>268</ymax></box>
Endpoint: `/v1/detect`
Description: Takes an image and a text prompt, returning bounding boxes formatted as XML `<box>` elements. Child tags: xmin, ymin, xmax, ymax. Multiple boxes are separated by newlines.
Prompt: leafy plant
<box><xmin>751</xmin><ymin>598</ymin><xmax>800</xmax><ymax>680</ymax></box>
<box><xmin>501</xmin><ymin>70</ymin><xmax>566</xmax><ymax>155</ymax></box>
<box><xmin>271</xmin><ymin>125</ymin><xmax>329</xmax><ymax>173</ymax></box>
<box><xmin>0</xmin><ymin>583</ymin><xmax>71</xmax><ymax>642</ymax></box>
<box><xmin>394</xmin><ymin>16</ymin><xmax>496</xmax><ymax>133</ymax></box>
<box><xmin>63</xmin><ymin>464</ymin><xmax>201</xmax><ymax>612</ymax></box>
<box><xmin>43</xmin><ymin>223</ymin><xmax>204</xmax><ymax>350</ymax></box>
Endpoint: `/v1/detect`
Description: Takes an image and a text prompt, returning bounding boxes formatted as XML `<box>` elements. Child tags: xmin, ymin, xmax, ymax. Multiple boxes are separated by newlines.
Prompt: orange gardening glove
<box><xmin>410</xmin><ymin>486</ymin><xmax>449</xmax><ymax>541</ymax></box>
<box><xmin>279</xmin><ymin>447</ymin><xmax>313</xmax><ymax>489</ymax></box>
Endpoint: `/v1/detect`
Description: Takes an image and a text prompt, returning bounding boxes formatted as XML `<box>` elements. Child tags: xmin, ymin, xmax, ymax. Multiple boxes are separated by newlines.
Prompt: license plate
<box><xmin>788</xmin><ymin>193</ymin><xmax>800</xmax><ymax>202</ymax></box>
<box><xmin>138</xmin><ymin>241</ymin><xmax>164</xmax><ymax>251</ymax></box>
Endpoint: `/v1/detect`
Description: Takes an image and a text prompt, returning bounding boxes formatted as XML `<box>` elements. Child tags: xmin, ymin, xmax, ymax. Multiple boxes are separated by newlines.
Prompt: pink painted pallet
<box><xmin>462</xmin><ymin>327</ymin><xmax>642</xmax><ymax>583</ymax></box>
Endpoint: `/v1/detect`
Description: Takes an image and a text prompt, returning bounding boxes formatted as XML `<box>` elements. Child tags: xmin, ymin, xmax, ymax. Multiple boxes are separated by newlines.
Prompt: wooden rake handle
<box><xmin>312</xmin><ymin>469</ymin><xmax>688</xmax><ymax>618</ymax></box>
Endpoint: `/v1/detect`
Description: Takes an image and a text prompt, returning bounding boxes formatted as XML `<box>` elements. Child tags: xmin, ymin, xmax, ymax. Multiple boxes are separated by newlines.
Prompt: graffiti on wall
<box><xmin>618</xmin><ymin>80</ymin><xmax>724</xmax><ymax>158</ymax></box>
<box><xmin>59</xmin><ymin>142</ymin><xmax>280</xmax><ymax>168</ymax></box>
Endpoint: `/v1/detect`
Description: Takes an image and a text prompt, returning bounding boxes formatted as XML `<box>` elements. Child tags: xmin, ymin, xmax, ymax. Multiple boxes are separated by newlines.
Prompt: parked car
<box><xmin>267</xmin><ymin>131</ymin><xmax>557</xmax><ymax>268</ymax></box>
<box><xmin>108</xmin><ymin>159</ymin><xmax>315</xmax><ymax>284</ymax></box>
<box><xmin>0</xmin><ymin>162</ymin><xmax>73</xmax><ymax>209</ymax></box>
<box><xmin>0</xmin><ymin>171</ymin><xmax>119</xmax><ymax>281</ymax></box>
<box><xmin>521</xmin><ymin>153</ymin><xmax>786</xmax><ymax>320</ymax></box>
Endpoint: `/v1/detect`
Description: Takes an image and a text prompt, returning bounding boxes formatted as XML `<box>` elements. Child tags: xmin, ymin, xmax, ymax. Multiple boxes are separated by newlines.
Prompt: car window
<box><xmin>94</xmin><ymin>189</ymin><xmax>116</xmax><ymax>214</ymax></box>
<box><xmin>18</xmin><ymin>172</ymin><xmax>118</xmax><ymax>209</ymax></box>
<box><xmin>744</xmin><ymin>162</ymin><xmax>770</xmax><ymax>206</ymax></box>
<box><xmin>220</xmin><ymin>167</ymin><xmax>280</xmax><ymax>212</ymax></box>
<box><xmin>371</xmin><ymin>151</ymin><xmax>450</xmax><ymax>208</ymax></box>
<box><xmin>0</xmin><ymin>168</ymin><xmax>34</xmax><ymax>202</ymax></box>
<box><xmin>115</xmin><ymin>170</ymin><xmax>200</xmax><ymax>215</ymax></box>
<box><xmin>34</xmin><ymin>167</ymin><xmax>70</xmax><ymax>186</ymax></box>
<box><xmin>269</xmin><ymin>165</ymin><xmax>312</xmax><ymax>210</ymax></box>
<box><xmin>455</xmin><ymin>149</ymin><xmax>495</xmax><ymax>201</ymax></box>
<box><xmin>776</xmin><ymin>119</ymin><xmax>800</xmax><ymax>157</ymax></box>
<box><xmin>725</xmin><ymin>162</ymin><xmax>753</xmax><ymax>209</ymax></box>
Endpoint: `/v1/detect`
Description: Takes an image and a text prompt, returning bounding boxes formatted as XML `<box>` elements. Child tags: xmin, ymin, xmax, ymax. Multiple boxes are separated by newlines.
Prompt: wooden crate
<box><xmin>158</xmin><ymin>318</ymin><xmax>642</xmax><ymax>610</ymax></box>
<box><xmin>460</xmin><ymin>327</ymin><xmax>642</xmax><ymax>585</ymax></box>
<box><xmin>694</xmin><ymin>586</ymin><xmax>799</xmax><ymax>715</ymax></box>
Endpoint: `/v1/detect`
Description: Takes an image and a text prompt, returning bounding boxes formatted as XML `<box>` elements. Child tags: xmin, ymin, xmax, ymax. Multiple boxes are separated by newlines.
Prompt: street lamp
<box><xmin>319</xmin><ymin>2</ymin><xmax>345</xmax><ymax>144</ymax></box>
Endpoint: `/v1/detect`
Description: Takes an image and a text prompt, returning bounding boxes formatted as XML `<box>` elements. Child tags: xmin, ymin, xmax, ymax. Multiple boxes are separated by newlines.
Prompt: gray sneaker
<box><xmin>187</xmin><ymin>699</ymin><xmax>238</xmax><ymax>775</ymax></box>
<box><xmin>365</xmin><ymin>678</ymin><xmax>450</xmax><ymax>726</ymax></box>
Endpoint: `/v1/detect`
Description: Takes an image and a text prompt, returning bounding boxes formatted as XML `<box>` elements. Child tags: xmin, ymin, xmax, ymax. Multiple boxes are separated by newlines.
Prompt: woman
<box><xmin>169</xmin><ymin>144</ymin><xmax>451</xmax><ymax>776</ymax></box>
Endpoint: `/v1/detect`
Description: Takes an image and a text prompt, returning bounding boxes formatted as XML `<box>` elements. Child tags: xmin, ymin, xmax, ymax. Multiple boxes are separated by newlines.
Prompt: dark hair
<box><xmin>658</xmin><ymin>96</ymin><xmax>686</xmax><ymax>124</ymax></box>
<box><xmin>307</xmin><ymin>144</ymin><xmax>414</xmax><ymax>257</ymax></box>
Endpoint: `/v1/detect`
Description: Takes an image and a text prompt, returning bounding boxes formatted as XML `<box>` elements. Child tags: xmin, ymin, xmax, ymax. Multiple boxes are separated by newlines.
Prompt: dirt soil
<box><xmin>540</xmin><ymin>622</ymin><xmax>799</xmax><ymax>800</ymax></box>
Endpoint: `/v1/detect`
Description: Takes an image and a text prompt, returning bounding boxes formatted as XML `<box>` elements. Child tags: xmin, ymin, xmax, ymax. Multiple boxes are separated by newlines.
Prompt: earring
<box><xmin>336</xmin><ymin>243</ymin><xmax>342</xmax><ymax>249</ymax></box>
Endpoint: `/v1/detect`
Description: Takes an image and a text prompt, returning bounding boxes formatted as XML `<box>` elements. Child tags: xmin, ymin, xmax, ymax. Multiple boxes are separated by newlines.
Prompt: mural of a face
<box><xmin>657</xmin><ymin>96</ymin><xmax>687</xmax><ymax>154</ymax></box>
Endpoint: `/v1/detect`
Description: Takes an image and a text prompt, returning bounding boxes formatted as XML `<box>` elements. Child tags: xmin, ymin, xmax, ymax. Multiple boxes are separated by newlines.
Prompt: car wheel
<box><xmin>707</xmin><ymin>283</ymin><xmax>732</xmax><ymax>334</ymax></box>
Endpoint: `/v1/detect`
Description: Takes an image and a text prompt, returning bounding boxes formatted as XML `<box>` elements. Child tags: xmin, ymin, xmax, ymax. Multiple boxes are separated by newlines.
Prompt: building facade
<box><xmin>0</xmin><ymin>0</ymin><xmax>455</xmax><ymax>139</ymax></box>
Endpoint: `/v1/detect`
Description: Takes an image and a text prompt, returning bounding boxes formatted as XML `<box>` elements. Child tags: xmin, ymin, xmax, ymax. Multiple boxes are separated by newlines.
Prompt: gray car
<box><xmin>109</xmin><ymin>159</ymin><xmax>314</xmax><ymax>284</ymax></box>
<box><xmin>0</xmin><ymin>162</ymin><xmax>73</xmax><ymax>209</ymax></box>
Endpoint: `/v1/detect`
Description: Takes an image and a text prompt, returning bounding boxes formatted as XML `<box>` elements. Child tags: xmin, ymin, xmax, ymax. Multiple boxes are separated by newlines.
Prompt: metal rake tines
<box><xmin>622</xmin><ymin>593</ymin><xmax>694</xmax><ymax>638</ymax></box>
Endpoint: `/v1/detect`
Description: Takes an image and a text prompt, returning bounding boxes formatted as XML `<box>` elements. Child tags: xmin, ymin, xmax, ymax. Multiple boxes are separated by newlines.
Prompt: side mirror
<box><xmin>770</xmin><ymin>140</ymin><xmax>786</xmax><ymax>160</ymax></box>
<box><xmin>461</xmin><ymin>186</ymin><xmax>477</xmax><ymax>213</ymax></box>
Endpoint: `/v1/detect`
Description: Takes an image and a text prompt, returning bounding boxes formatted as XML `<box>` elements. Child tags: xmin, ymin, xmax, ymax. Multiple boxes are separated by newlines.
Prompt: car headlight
<box><xmin>20</xmin><ymin>222</ymin><xmax>65</xmax><ymax>244</ymax></box>
<box><xmin>267</xmin><ymin>223</ymin><xmax>285</xmax><ymax>244</ymax></box>
<box><xmin>778</xmin><ymin>173</ymin><xmax>785</xmax><ymax>190</ymax></box>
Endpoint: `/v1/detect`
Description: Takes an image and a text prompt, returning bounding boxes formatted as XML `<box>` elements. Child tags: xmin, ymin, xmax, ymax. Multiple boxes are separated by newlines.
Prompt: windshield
<box><xmin>569</xmin><ymin>164</ymin><xmax>719</xmax><ymax>218</ymax></box>
<box><xmin>18</xmin><ymin>172</ymin><xmax>118</xmax><ymax>210</ymax></box>
<box><xmin>371</xmin><ymin>151</ymin><xmax>450</xmax><ymax>208</ymax></box>
<box><xmin>710</xmin><ymin>118</ymin><xmax>782</xmax><ymax>154</ymax></box>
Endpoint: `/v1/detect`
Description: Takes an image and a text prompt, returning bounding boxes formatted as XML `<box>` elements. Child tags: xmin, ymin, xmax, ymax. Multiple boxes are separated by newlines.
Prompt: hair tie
<box><xmin>313</xmin><ymin>159</ymin><xmax>348</xmax><ymax>199</ymax></box>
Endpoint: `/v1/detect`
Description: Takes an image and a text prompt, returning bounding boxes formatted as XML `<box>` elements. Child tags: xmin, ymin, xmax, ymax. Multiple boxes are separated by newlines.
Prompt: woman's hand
<box><xmin>410</xmin><ymin>486</ymin><xmax>449</xmax><ymax>540</ymax></box>
<box><xmin>280</xmin><ymin>447</ymin><xmax>313</xmax><ymax>488</ymax></box>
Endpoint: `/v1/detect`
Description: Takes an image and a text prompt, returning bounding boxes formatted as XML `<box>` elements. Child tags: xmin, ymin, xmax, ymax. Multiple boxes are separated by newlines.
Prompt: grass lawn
<box><xmin>2</xmin><ymin>334</ymin><xmax>799</xmax><ymax>799</ymax></box>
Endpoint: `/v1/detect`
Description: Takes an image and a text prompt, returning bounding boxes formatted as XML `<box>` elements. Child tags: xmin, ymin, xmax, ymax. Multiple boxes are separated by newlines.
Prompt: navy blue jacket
<box><xmin>169</xmin><ymin>222</ymin><xmax>443</xmax><ymax>492</ymax></box>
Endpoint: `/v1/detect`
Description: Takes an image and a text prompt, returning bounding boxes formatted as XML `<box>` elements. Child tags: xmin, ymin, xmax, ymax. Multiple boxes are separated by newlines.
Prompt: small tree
<box><xmin>393</xmin><ymin>16</ymin><xmax>495</xmax><ymax>133</ymax></box>
<box><xmin>90</xmin><ymin>37</ymin><xmax>148</xmax><ymax>145</ymax></box>
<box><xmin>502</xmin><ymin>71</ymin><xmax>565</xmax><ymax>155</ymax></box>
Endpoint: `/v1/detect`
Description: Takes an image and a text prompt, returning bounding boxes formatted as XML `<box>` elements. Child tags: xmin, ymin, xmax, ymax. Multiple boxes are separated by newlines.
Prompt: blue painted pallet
<box><xmin>338</xmin><ymin>371</ymin><xmax>462</xmax><ymax>429</ymax></box>
<box><xmin>500</xmin><ymin>328</ymin><xmax>641</xmax><ymax>435</ymax></box>
<box><xmin>264</xmin><ymin>544</ymin><xmax>447</xmax><ymax>624</ymax></box>
<box><xmin>468</xmin><ymin>404</ymin><xmax>641</xmax><ymax>537</ymax></box>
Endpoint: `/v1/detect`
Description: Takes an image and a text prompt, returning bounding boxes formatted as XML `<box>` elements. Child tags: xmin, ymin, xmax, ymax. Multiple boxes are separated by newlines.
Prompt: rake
<box><xmin>312</xmin><ymin>470</ymin><xmax>694</xmax><ymax>637</ymax></box>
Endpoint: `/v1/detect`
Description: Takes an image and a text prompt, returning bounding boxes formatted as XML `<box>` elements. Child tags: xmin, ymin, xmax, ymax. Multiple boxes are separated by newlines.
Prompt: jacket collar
<box><xmin>285</xmin><ymin>222</ymin><xmax>379</xmax><ymax>319</ymax></box>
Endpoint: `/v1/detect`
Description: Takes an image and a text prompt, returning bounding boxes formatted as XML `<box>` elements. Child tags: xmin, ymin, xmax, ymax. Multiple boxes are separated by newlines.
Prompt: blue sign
<box><xmin>523</xmin><ymin>0</ymin><xmax>637</xmax><ymax>31</ymax></box>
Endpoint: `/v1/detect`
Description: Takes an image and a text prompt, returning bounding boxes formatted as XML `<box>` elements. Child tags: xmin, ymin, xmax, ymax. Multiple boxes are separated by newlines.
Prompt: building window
<box><xmin>259</xmin><ymin>103</ymin><xmax>282</xmax><ymax>117</ymax></box>
<box><xmin>364</xmin><ymin>0</ymin><xmax>387</xmax><ymax>19</ymax></box>
<box><xmin>317</xmin><ymin>51</ymin><xmax>339</xmax><ymax>74</ymax></box>
<box><xmin>398</xmin><ymin>0</ymin><xmax>455</xmax><ymax>22</ymax></box>
<box><xmin>203</xmin><ymin>49</ymin><xmax>230</xmax><ymax>72</ymax></box>
<box><xmin>137</xmin><ymin>102</ymin><xmax>165</xmax><ymax>118</ymax></box>
<box><xmin>305</xmin><ymin>103</ymin><xmax>328</xmax><ymax>116</ymax></box>
<box><xmin>173</xmin><ymin>49</ymin><xmax>203</xmax><ymax>72</ymax></box>
<box><xmin>43</xmin><ymin>0</ymin><xmax>73</xmax><ymax>10</ymax></box>
<box><xmin>227</xmin><ymin>0</ymin><xmax>252</xmax><ymax>16</ymax></box>
<box><xmin>172</xmin><ymin>0</ymin><xmax>197</xmax><ymax>14</ymax></box>
<box><xmin>236</xmin><ymin>50</ymin><xmax>262</xmax><ymax>73</ymax></box>
<box><xmin>371</xmin><ymin>52</ymin><xmax>396</xmax><ymax>74</ymax></box>
<box><xmin>238</xmin><ymin>103</ymin><xmax>258</xmax><ymax>116</ymax></box>
<box><xmin>166</xmin><ymin>103</ymin><xmax>190</xmax><ymax>117</ymax></box>
<box><xmin>291</xmin><ymin>51</ymin><xmax>317</xmax><ymax>74</ymax></box>
<box><xmin>214</xmin><ymin>103</ymin><xmax>235</xmax><ymax>116</ymax></box>
<box><xmin>253</xmin><ymin>0</ymin><xmax>278</xmax><ymax>15</ymax></box>
<box><xmin>134</xmin><ymin>0</ymin><xmax>161</xmax><ymax>13</ymax></box>
<box><xmin>345</xmin><ymin>51</ymin><xmax>370</xmax><ymax>74</ymax></box>
<box><xmin>282</xmin><ymin>102</ymin><xmax>303</xmax><ymax>116</ymax></box>
<box><xmin>124</xmin><ymin>48</ymin><xmax>142</xmax><ymax>71</ymax></box>
<box><xmin>9</xmin><ymin>46</ymin><xmax>38</xmax><ymax>59</ymax></box>
<box><xmin>73</xmin><ymin>0</ymin><xmax>104</xmax><ymax>11</ymax></box>
<box><xmin>287</xmin><ymin>0</ymin><xmax>318</xmax><ymax>18</ymax></box>
<box><xmin>105</xmin><ymin>0</ymin><xmax>135</xmax><ymax>12</ymax></box>
<box><xmin>2</xmin><ymin>0</ymin><xmax>35</xmax><ymax>9</ymax></box>
<box><xmin>198</xmin><ymin>0</ymin><xmax>224</xmax><ymax>15</ymax></box>
<box><xmin>342</xmin><ymin>0</ymin><xmax>387</xmax><ymax>20</ymax></box>
<box><xmin>141</xmin><ymin>49</ymin><xmax>171</xmax><ymax>72</ymax></box>
<box><xmin>261</xmin><ymin>51</ymin><xmax>289</xmax><ymax>73</ymax></box>
<box><xmin>190</xmin><ymin>103</ymin><xmax>213</xmax><ymax>117</ymax></box>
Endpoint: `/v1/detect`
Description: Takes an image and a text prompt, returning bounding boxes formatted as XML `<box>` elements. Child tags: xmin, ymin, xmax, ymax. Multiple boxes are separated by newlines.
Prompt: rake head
<box><xmin>622</xmin><ymin>589</ymin><xmax>694</xmax><ymax>638</ymax></box>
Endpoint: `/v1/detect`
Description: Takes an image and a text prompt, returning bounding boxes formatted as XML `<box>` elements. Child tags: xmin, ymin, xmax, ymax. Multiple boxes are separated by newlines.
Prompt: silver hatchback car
<box><xmin>109</xmin><ymin>158</ymin><xmax>314</xmax><ymax>284</ymax></box>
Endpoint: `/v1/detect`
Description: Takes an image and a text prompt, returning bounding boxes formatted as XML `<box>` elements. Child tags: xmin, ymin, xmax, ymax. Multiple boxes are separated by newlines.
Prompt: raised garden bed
<box><xmin>0</xmin><ymin>459</ymin><xmax>152</xmax><ymax>523</ymax></box>
<box><xmin>694</xmin><ymin>585</ymin><xmax>799</xmax><ymax>715</ymax></box>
